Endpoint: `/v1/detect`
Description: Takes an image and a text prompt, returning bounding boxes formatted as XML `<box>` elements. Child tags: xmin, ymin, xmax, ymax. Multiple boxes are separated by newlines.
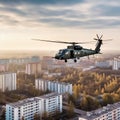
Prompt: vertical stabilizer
<box><xmin>95</xmin><ymin>39</ymin><xmax>103</xmax><ymax>53</ymax></box>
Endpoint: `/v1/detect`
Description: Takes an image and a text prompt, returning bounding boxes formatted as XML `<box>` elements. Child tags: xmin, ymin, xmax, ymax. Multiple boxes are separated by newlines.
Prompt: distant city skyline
<box><xmin>0</xmin><ymin>0</ymin><xmax>120</xmax><ymax>51</ymax></box>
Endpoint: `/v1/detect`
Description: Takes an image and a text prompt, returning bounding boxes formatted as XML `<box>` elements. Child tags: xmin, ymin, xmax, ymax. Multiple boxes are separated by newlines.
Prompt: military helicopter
<box><xmin>32</xmin><ymin>34</ymin><xmax>111</xmax><ymax>62</ymax></box>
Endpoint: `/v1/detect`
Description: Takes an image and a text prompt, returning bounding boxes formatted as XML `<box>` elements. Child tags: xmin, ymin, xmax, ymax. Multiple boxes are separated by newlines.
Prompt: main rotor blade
<box><xmin>94</xmin><ymin>38</ymin><xmax>98</xmax><ymax>41</ymax></box>
<box><xmin>76</xmin><ymin>41</ymin><xmax>94</xmax><ymax>44</ymax></box>
<box><xmin>93</xmin><ymin>38</ymin><xmax>112</xmax><ymax>42</ymax></box>
<box><xmin>96</xmin><ymin>34</ymin><xmax>99</xmax><ymax>39</ymax></box>
<box><xmin>100</xmin><ymin>35</ymin><xmax>103</xmax><ymax>39</ymax></box>
<box><xmin>103</xmin><ymin>39</ymin><xmax>112</xmax><ymax>41</ymax></box>
<box><xmin>32</xmin><ymin>39</ymin><xmax>94</xmax><ymax>44</ymax></box>
<box><xmin>32</xmin><ymin>39</ymin><xmax>70</xmax><ymax>44</ymax></box>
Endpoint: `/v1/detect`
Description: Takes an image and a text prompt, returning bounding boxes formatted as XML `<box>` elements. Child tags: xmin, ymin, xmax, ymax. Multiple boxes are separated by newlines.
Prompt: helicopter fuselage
<box><xmin>55</xmin><ymin>46</ymin><xmax>97</xmax><ymax>62</ymax></box>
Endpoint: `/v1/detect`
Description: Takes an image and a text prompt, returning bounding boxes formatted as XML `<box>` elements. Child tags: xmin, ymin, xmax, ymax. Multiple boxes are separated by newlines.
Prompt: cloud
<box><xmin>0</xmin><ymin>0</ymin><xmax>120</xmax><ymax>28</ymax></box>
<box><xmin>0</xmin><ymin>15</ymin><xmax>19</xmax><ymax>25</ymax></box>
<box><xmin>0</xmin><ymin>6</ymin><xmax>26</xmax><ymax>16</ymax></box>
<box><xmin>0</xmin><ymin>0</ymin><xmax>84</xmax><ymax>5</ymax></box>
<box><xmin>101</xmin><ymin>6</ymin><xmax>120</xmax><ymax>16</ymax></box>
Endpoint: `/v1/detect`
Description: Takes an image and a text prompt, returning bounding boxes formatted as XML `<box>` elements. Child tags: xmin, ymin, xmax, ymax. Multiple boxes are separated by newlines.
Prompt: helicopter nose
<box><xmin>55</xmin><ymin>55</ymin><xmax>59</xmax><ymax>59</ymax></box>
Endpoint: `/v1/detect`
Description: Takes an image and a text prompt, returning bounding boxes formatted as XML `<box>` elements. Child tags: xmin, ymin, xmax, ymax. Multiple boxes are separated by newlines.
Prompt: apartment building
<box><xmin>25</xmin><ymin>62</ymin><xmax>41</xmax><ymax>75</ymax></box>
<box><xmin>79</xmin><ymin>102</ymin><xmax>120</xmax><ymax>120</ymax></box>
<box><xmin>113</xmin><ymin>57</ymin><xmax>120</xmax><ymax>70</ymax></box>
<box><xmin>95</xmin><ymin>61</ymin><xmax>111</xmax><ymax>68</ymax></box>
<box><xmin>0</xmin><ymin>72</ymin><xmax>16</xmax><ymax>92</ymax></box>
<box><xmin>40</xmin><ymin>93</ymin><xmax>62</xmax><ymax>116</ymax></box>
<box><xmin>35</xmin><ymin>79</ymin><xmax>72</xmax><ymax>94</ymax></box>
<box><xmin>6</xmin><ymin>93</ymin><xmax>62</xmax><ymax>120</ymax></box>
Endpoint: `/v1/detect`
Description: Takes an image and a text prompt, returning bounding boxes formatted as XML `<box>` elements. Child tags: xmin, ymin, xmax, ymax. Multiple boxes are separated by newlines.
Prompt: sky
<box><xmin>0</xmin><ymin>0</ymin><xmax>120</xmax><ymax>52</ymax></box>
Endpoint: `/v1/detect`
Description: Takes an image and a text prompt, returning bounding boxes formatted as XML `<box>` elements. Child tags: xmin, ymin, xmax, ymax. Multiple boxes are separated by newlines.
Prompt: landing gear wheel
<box><xmin>65</xmin><ymin>59</ymin><xmax>67</xmax><ymax>62</ymax></box>
<box><xmin>74</xmin><ymin>59</ymin><xmax>77</xmax><ymax>62</ymax></box>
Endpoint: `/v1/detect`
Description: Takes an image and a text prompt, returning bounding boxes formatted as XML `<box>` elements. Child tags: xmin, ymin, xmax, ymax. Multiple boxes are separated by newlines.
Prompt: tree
<box><xmin>101</xmin><ymin>88</ymin><xmax>105</xmax><ymax>94</ymax></box>
<box><xmin>54</xmin><ymin>109</ymin><xmax>61</xmax><ymax>120</ymax></box>
<box><xmin>67</xmin><ymin>101</ymin><xmax>74</xmax><ymax>118</ymax></box>
<box><xmin>80</xmin><ymin>96</ymin><xmax>100</xmax><ymax>111</ymax></box>
<box><xmin>34</xmin><ymin>113</ymin><xmax>40</xmax><ymax>120</ymax></box>
<box><xmin>0</xmin><ymin>108</ymin><xmax>5</xmax><ymax>120</ymax></box>
<box><xmin>95</xmin><ymin>89</ymin><xmax>99</xmax><ymax>95</ymax></box>
<box><xmin>73</xmin><ymin>84</ymin><xmax>79</xmax><ymax>100</ymax></box>
<box><xmin>102</xmin><ymin>93</ymin><xmax>113</xmax><ymax>105</ymax></box>
<box><xmin>21</xmin><ymin>116</ymin><xmax>24</xmax><ymax>120</ymax></box>
<box><xmin>80</xmin><ymin>96</ymin><xmax>88</xmax><ymax>110</ymax></box>
<box><xmin>111</xmin><ymin>93</ymin><xmax>120</xmax><ymax>102</ymax></box>
<box><xmin>68</xmin><ymin>94</ymin><xmax>75</xmax><ymax>104</ymax></box>
<box><xmin>117</xmin><ymin>88</ymin><xmax>120</xmax><ymax>94</ymax></box>
<box><xmin>42</xmin><ymin>111</ymin><xmax>48</xmax><ymax>119</ymax></box>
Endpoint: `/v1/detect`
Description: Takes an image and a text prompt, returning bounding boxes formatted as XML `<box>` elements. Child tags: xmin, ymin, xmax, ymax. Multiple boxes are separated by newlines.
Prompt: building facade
<box><xmin>35</xmin><ymin>79</ymin><xmax>72</xmax><ymax>94</ymax></box>
<box><xmin>0</xmin><ymin>56</ymin><xmax>40</xmax><ymax>65</ymax></box>
<box><xmin>113</xmin><ymin>57</ymin><xmax>120</xmax><ymax>70</ymax></box>
<box><xmin>40</xmin><ymin>93</ymin><xmax>62</xmax><ymax>116</ymax></box>
<box><xmin>6</xmin><ymin>93</ymin><xmax>62</xmax><ymax>120</ymax></box>
<box><xmin>95</xmin><ymin>61</ymin><xmax>111</xmax><ymax>68</ymax></box>
<box><xmin>79</xmin><ymin>102</ymin><xmax>120</xmax><ymax>120</ymax></box>
<box><xmin>25</xmin><ymin>62</ymin><xmax>41</xmax><ymax>75</ymax></box>
<box><xmin>0</xmin><ymin>72</ymin><xmax>16</xmax><ymax>92</ymax></box>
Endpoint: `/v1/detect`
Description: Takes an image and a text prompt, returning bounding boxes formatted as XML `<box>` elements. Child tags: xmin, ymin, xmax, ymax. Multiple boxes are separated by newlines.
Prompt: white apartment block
<box><xmin>0</xmin><ymin>57</ymin><xmax>39</xmax><ymax>65</ymax></box>
<box><xmin>35</xmin><ymin>79</ymin><xmax>72</xmax><ymax>94</ymax></box>
<box><xmin>25</xmin><ymin>62</ymin><xmax>41</xmax><ymax>75</ymax></box>
<box><xmin>79</xmin><ymin>102</ymin><xmax>120</xmax><ymax>120</ymax></box>
<box><xmin>113</xmin><ymin>57</ymin><xmax>120</xmax><ymax>70</ymax></box>
<box><xmin>6</xmin><ymin>93</ymin><xmax>62</xmax><ymax>120</ymax></box>
<box><xmin>40</xmin><ymin>93</ymin><xmax>62</xmax><ymax>116</ymax></box>
<box><xmin>95</xmin><ymin>61</ymin><xmax>111</xmax><ymax>68</ymax></box>
<box><xmin>0</xmin><ymin>72</ymin><xmax>16</xmax><ymax>92</ymax></box>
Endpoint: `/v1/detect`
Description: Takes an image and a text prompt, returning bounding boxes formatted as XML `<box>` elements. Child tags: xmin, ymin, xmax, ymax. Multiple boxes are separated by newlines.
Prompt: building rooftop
<box><xmin>82</xmin><ymin>102</ymin><xmax>120</xmax><ymax>120</ymax></box>
<box><xmin>0</xmin><ymin>72</ymin><xmax>16</xmax><ymax>75</ymax></box>
<box><xmin>7</xmin><ymin>92</ymin><xmax>61</xmax><ymax>108</ymax></box>
<box><xmin>36</xmin><ymin>79</ymin><xmax>72</xmax><ymax>86</ymax></box>
<box><xmin>8</xmin><ymin>97</ymin><xmax>40</xmax><ymax>108</ymax></box>
<box><xmin>40</xmin><ymin>92</ymin><xmax>61</xmax><ymax>99</ymax></box>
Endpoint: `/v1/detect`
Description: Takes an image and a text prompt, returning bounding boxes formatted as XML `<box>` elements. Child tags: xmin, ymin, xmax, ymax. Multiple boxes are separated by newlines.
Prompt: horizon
<box><xmin>0</xmin><ymin>49</ymin><xmax>119</xmax><ymax>59</ymax></box>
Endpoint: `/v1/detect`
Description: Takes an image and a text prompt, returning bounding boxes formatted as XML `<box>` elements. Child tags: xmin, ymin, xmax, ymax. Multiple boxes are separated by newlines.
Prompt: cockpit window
<box><xmin>65</xmin><ymin>51</ymin><xmax>69</xmax><ymax>55</ymax></box>
<box><xmin>58</xmin><ymin>50</ymin><xmax>63</xmax><ymax>54</ymax></box>
<box><xmin>58</xmin><ymin>49</ymin><xmax>67</xmax><ymax>54</ymax></box>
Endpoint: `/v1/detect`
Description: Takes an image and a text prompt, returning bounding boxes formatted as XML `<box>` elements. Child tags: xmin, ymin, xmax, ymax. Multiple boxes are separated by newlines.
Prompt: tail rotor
<box><xmin>94</xmin><ymin>34</ymin><xmax>112</xmax><ymax>53</ymax></box>
<box><xmin>94</xmin><ymin>34</ymin><xmax>112</xmax><ymax>43</ymax></box>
